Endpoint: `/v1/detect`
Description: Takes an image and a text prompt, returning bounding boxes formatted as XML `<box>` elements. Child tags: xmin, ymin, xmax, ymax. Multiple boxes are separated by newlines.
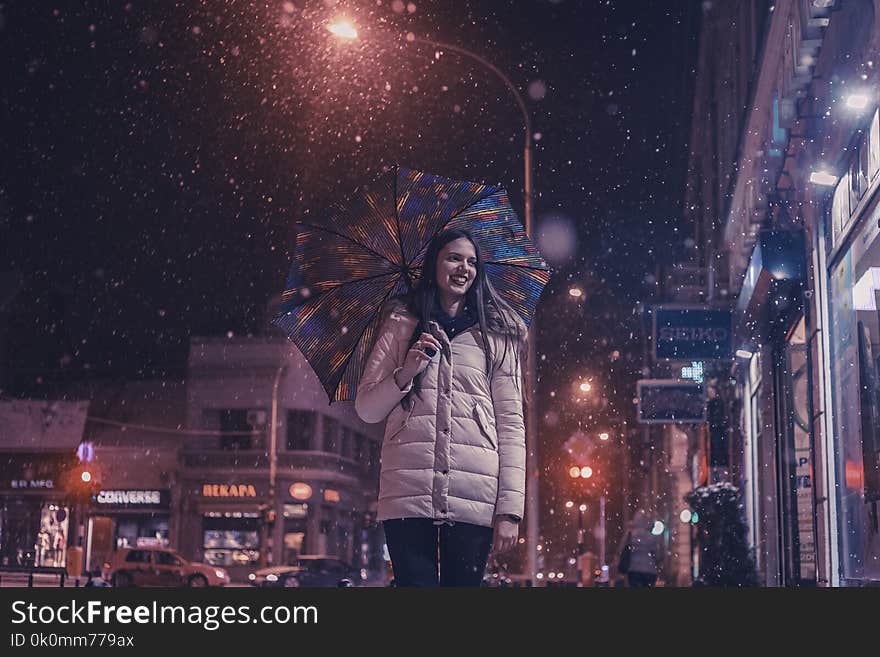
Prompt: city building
<box><xmin>0</xmin><ymin>400</ymin><xmax>88</xmax><ymax>569</ymax></box>
<box><xmin>178</xmin><ymin>333</ymin><xmax>384</xmax><ymax>583</ymax></box>
<box><xmin>70</xmin><ymin>379</ymin><xmax>185</xmax><ymax>573</ymax></box>
<box><xmin>686</xmin><ymin>0</ymin><xmax>880</xmax><ymax>586</ymax></box>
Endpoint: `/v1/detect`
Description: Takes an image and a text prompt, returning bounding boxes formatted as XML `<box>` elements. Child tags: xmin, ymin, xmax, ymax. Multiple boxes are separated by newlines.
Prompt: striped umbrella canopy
<box><xmin>272</xmin><ymin>165</ymin><xmax>551</xmax><ymax>403</ymax></box>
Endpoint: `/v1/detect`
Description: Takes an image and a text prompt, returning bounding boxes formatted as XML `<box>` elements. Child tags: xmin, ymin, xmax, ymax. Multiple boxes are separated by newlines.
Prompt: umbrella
<box><xmin>272</xmin><ymin>165</ymin><xmax>551</xmax><ymax>403</ymax></box>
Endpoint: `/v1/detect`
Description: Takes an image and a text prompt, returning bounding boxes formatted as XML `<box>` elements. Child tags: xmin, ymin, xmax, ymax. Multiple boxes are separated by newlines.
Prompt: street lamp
<box><xmin>328</xmin><ymin>19</ymin><xmax>540</xmax><ymax>582</ymax></box>
<box><xmin>809</xmin><ymin>168</ymin><xmax>838</xmax><ymax>186</ymax></box>
<box><xmin>844</xmin><ymin>91</ymin><xmax>871</xmax><ymax>111</ymax></box>
<box><xmin>327</xmin><ymin>20</ymin><xmax>358</xmax><ymax>40</ymax></box>
<box><xmin>261</xmin><ymin>360</ymin><xmax>289</xmax><ymax>568</ymax></box>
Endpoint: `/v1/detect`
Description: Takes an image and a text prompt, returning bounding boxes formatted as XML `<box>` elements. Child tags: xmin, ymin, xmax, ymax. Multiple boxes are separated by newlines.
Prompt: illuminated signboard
<box><xmin>201</xmin><ymin>484</ymin><xmax>257</xmax><ymax>498</ymax></box>
<box><xmin>289</xmin><ymin>483</ymin><xmax>313</xmax><ymax>500</ymax></box>
<box><xmin>95</xmin><ymin>490</ymin><xmax>169</xmax><ymax>508</ymax></box>
<box><xmin>637</xmin><ymin>380</ymin><xmax>706</xmax><ymax>424</ymax></box>
<box><xmin>654</xmin><ymin>306</ymin><xmax>732</xmax><ymax>360</ymax></box>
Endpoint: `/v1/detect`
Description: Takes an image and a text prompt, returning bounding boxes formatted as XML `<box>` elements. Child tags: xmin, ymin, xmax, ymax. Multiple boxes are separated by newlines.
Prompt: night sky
<box><xmin>1</xmin><ymin>0</ymin><xmax>698</xmax><ymax>405</ymax></box>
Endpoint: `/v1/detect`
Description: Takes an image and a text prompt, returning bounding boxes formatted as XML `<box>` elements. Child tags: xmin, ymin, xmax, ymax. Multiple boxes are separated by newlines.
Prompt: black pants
<box><xmin>383</xmin><ymin>518</ymin><xmax>493</xmax><ymax>587</ymax></box>
<box><xmin>627</xmin><ymin>572</ymin><xmax>657</xmax><ymax>587</ymax></box>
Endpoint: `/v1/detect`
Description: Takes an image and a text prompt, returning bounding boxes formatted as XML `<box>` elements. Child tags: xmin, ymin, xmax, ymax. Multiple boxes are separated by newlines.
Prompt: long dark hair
<box><xmin>388</xmin><ymin>229</ymin><xmax>528</xmax><ymax>409</ymax></box>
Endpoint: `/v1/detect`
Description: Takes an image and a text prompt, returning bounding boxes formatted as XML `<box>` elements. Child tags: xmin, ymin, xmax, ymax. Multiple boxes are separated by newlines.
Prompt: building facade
<box><xmin>0</xmin><ymin>400</ymin><xmax>88</xmax><ymax>569</ymax></box>
<box><xmin>179</xmin><ymin>335</ymin><xmax>384</xmax><ymax>583</ymax></box>
<box><xmin>687</xmin><ymin>0</ymin><xmax>880</xmax><ymax>586</ymax></box>
<box><xmin>73</xmin><ymin>380</ymin><xmax>185</xmax><ymax>573</ymax></box>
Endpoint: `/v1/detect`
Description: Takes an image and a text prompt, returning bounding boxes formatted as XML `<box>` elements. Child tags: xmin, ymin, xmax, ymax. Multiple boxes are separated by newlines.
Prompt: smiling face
<box><xmin>435</xmin><ymin>237</ymin><xmax>478</xmax><ymax>303</ymax></box>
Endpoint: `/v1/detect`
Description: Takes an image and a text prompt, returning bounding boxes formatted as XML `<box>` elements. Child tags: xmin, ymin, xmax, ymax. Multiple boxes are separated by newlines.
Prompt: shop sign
<box><xmin>0</xmin><ymin>452</ymin><xmax>76</xmax><ymax>492</ymax></box>
<box><xmin>653</xmin><ymin>306</ymin><xmax>732</xmax><ymax>360</ymax></box>
<box><xmin>736</xmin><ymin>230</ymin><xmax>806</xmax><ymax>326</ymax></box>
<box><xmin>289</xmin><ymin>482</ymin><xmax>313</xmax><ymax>501</ymax></box>
<box><xmin>283</xmin><ymin>504</ymin><xmax>308</xmax><ymax>519</ymax></box>
<box><xmin>95</xmin><ymin>489</ymin><xmax>169</xmax><ymax>508</ymax></box>
<box><xmin>637</xmin><ymin>380</ymin><xmax>706</xmax><ymax>424</ymax></box>
<box><xmin>10</xmin><ymin>479</ymin><xmax>54</xmax><ymax>489</ymax></box>
<box><xmin>202</xmin><ymin>483</ymin><xmax>257</xmax><ymax>498</ymax></box>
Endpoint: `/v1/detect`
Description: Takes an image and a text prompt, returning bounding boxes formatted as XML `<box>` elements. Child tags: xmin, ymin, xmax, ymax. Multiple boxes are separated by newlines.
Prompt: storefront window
<box><xmin>781</xmin><ymin>318</ymin><xmax>817</xmax><ymax>583</ymax></box>
<box><xmin>36</xmin><ymin>504</ymin><xmax>68</xmax><ymax>568</ymax></box>
<box><xmin>115</xmin><ymin>517</ymin><xmax>169</xmax><ymax>549</ymax></box>
<box><xmin>743</xmin><ymin>351</ymin><xmax>762</xmax><ymax>559</ymax></box>
<box><xmin>322</xmin><ymin>416</ymin><xmax>339</xmax><ymax>453</ymax></box>
<box><xmin>202</xmin><ymin>513</ymin><xmax>260</xmax><ymax>566</ymax></box>
<box><xmin>827</xmin><ymin>210</ymin><xmax>880</xmax><ymax>583</ymax></box>
<box><xmin>287</xmin><ymin>410</ymin><xmax>316</xmax><ymax>451</ymax></box>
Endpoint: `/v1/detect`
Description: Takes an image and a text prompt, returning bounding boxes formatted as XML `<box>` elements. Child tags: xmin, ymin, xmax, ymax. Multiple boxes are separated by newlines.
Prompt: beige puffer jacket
<box><xmin>355</xmin><ymin>302</ymin><xmax>526</xmax><ymax>528</ymax></box>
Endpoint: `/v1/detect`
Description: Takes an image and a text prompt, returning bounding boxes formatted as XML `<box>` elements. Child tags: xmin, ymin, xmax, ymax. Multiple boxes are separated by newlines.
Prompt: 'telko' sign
<box><xmin>653</xmin><ymin>306</ymin><xmax>732</xmax><ymax>360</ymax></box>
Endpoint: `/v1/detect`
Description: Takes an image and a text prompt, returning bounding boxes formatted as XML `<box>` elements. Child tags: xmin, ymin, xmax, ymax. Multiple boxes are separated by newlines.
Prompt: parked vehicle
<box><xmin>248</xmin><ymin>555</ymin><xmax>361</xmax><ymax>588</ymax></box>
<box><xmin>102</xmin><ymin>548</ymin><xmax>229</xmax><ymax>587</ymax></box>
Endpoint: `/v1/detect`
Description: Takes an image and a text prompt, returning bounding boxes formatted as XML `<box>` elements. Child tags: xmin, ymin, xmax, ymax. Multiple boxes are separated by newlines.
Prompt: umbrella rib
<box><xmin>292</xmin><ymin>271</ymin><xmax>400</xmax><ymax>300</ymax></box>
<box><xmin>297</xmin><ymin>222</ymin><xmax>400</xmax><ymax>268</ymax></box>
<box><xmin>483</xmin><ymin>260</ymin><xmax>551</xmax><ymax>272</ymax></box>
<box><xmin>331</xmin><ymin>280</ymin><xmax>401</xmax><ymax>399</ymax></box>
<box><xmin>406</xmin><ymin>185</ymin><xmax>500</xmax><ymax>266</ymax></box>
<box><xmin>393</xmin><ymin>168</ymin><xmax>407</xmax><ymax>270</ymax></box>
<box><xmin>439</xmin><ymin>185</ymin><xmax>500</xmax><ymax>232</ymax></box>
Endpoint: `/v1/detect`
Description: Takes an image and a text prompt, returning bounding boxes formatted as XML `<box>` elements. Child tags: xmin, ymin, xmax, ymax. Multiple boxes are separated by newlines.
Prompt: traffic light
<box><xmin>62</xmin><ymin>465</ymin><xmax>99</xmax><ymax>504</ymax></box>
<box><xmin>568</xmin><ymin>465</ymin><xmax>593</xmax><ymax>479</ymax></box>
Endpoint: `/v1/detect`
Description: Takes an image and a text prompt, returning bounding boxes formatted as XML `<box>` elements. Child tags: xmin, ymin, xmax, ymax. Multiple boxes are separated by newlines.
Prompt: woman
<box><xmin>355</xmin><ymin>228</ymin><xmax>528</xmax><ymax>587</ymax></box>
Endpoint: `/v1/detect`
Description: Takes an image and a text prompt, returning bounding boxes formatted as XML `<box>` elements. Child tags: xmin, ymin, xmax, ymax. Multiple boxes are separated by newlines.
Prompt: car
<box><xmin>102</xmin><ymin>547</ymin><xmax>229</xmax><ymax>588</ymax></box>
<box><xmin>248</xmin><ymin>555</ymin><xmax>362</xmax><ymax>588</ymax></box>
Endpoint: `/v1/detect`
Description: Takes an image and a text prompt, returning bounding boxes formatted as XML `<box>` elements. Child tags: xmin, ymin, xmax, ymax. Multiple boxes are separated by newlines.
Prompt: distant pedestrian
<box><xmin>617</xmin><ymin>509</ymin><xmax>662</xmax><ymax>587</ymax></box>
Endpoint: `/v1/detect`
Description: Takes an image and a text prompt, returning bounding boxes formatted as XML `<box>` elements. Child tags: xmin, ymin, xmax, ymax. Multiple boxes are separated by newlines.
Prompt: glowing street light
<box><xmin>809</xmin><ymin>169</ymin><xmax>838</xmax><ymax>186</ymax></box>
<box><xmin>580</xmin><ymin>466</ymin><xmax>593</xmax><ymax>479</ymax></box>
<box><xmin>844</xmin><ymin>92</ymin><xmax>871</xmax><ymax>111</ymax></box>
<box><xmin>327</xmin><ymin>20</ymin><xmax>358</xmax><ymax>40</ymax></box>
<box><xmin>598</xmin><ymin>432</ymin><xmax>610</xmax><ymax>441</ymax></box>
<box><xmin>568</xmin><ymin>287</ymin><xmax>583</xmax><ymax>298</ymax></box>
<box><xmin>579</xmin><ymin>382</ymin><xmax>592</xmax><ymax>393</ymax></box>
<box><xmin>568</xmin><ymin>466</ymin><xmax>581</xmax><ymax>479</ymax></box>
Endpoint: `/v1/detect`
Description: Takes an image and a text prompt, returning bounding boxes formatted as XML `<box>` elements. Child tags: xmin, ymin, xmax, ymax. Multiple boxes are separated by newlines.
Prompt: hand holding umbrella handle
<box><xmin>396</xmin><ymin>333</ymin><xmax>441</xmax><ymax>388</ymax></box>
<box><xmin>418</xmin><ymin>332</ymin><xmax>442</xmax><ymax>356</ymax></box>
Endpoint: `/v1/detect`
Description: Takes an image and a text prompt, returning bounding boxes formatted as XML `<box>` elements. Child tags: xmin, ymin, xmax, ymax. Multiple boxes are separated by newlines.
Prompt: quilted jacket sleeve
<box><xmin>491</xmin><ymin>341</ymin><xmax>526</xmax><ymax>520</ymax></box>
<box><xmin>355</xmin><ymin>311</ymin><xmax>414</xmax><ymax>424</ymax></box>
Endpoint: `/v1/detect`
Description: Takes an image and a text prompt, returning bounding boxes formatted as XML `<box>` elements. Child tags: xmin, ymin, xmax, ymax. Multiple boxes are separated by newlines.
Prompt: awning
<box><xmin>735</xmin><ymin>230</ymin><xmax>806</xmax><ymax>341</ymax></box>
